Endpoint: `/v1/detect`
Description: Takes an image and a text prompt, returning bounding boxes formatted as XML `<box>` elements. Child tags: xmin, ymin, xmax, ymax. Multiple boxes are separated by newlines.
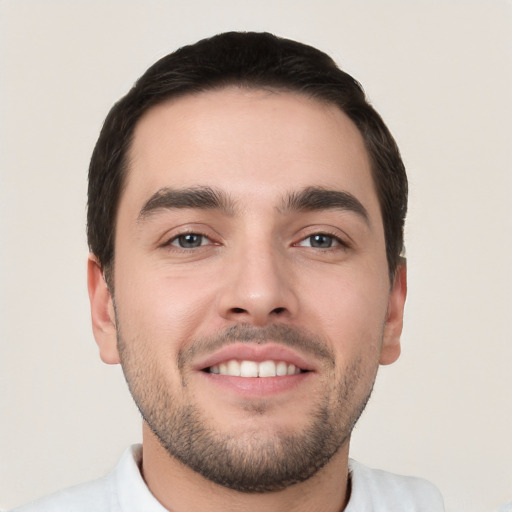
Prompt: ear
<box><xmin>380</xmin><ymin>262</ymin><xmax>407</xmax><ymax>365</ymax></box>
<box><xmin>87</xmin><ymin>254</ymin><xmax>120</xmax><ymax>364</ymax></box>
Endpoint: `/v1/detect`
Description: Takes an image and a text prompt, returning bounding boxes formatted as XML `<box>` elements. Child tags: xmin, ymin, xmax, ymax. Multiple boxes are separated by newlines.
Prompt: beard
<box><xmin>117</xmin><ymin>322</ymin><xmax>379</xmax><ymax>493</ymax></box>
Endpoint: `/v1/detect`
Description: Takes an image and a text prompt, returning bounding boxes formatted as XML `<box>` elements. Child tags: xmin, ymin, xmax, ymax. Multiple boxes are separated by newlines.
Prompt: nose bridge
<box><xmin>218</xmin><ymin>231</ymin><xmax>297</xmax><ymax>324</ymax></box>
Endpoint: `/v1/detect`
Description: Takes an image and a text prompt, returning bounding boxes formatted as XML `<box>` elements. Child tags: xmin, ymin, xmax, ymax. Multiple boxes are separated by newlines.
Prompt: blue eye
<box><xmin>309</xmin><ymin>234</ymin><xmax>335</xmax><ymax>248</ymax></box>
<box><xmin>297</xmin><ymin>233</ymin><xmax>344</xmax><ymax>249</ymax></box>
<box><xmin>171</xmin><ymin>233</ymin><xmax>208</xmax><ymax>248</ymax></box>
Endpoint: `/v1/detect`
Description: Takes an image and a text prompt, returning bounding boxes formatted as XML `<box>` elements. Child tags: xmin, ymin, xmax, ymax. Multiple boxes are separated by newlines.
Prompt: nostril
<box><xmin>232</xmin><ymin>307</ymin><xmax>246</xmax><ymax>314</ymax></box>
<box><xmin>272</xmin><ymin>307</ymin><xmax>286</xmax><ymax>315</ymax></box>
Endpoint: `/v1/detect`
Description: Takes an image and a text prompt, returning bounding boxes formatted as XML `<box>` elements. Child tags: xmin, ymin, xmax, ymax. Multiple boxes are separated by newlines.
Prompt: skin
<box><xmin>88</xmin><ymin>87</ymin><xmax>406</xmax><ymax>512</ymax></box>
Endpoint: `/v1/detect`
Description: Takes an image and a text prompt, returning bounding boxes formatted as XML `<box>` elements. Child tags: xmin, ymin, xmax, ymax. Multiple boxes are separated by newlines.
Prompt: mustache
<box><xmin>178</xmin><ymin>323</ymin><xmax>335</xmax><ymax>369</ymax></box>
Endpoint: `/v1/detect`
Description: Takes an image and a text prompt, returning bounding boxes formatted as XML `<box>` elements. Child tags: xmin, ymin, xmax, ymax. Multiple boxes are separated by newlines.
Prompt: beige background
<box><xmin>1</xmin><ymin>1</ymin><xmax>511</xmax><ymax>510</ymax></box>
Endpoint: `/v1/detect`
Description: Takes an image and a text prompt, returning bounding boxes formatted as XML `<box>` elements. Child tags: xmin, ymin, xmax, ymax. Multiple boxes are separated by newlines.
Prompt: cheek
<box><xmin>114</xmin><ymin>264</ymin><xmax>221</xmax><ymax>350</ymax></box>
<box><xmin>302</xmin><ymin>266</ymin><xmax>389</xmax><ymax>355</ymax></box>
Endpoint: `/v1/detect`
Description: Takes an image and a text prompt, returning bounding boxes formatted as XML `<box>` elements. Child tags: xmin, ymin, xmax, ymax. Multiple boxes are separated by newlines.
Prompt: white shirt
<box><xmin>11</xmin><ymin>445</ymin><xmax>444</xmax><ymax>511</ymax></box>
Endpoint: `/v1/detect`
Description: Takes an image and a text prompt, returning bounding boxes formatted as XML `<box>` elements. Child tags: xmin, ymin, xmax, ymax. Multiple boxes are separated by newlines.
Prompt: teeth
<box><xmin>209</xmin><ymin>360</ymin><xmax>301</xmax><ymax>377</ymax></box>
<box><xmin>227</xmin><ymin>360</ymin><xmax>241</xmax><ymax>376</ymax></box>
<box><xmin>258</xmin><ymin>360</ymin><xmax>276</xmax><ymax>378</ymax></box>
<box><xmin>240</xmin><ymin>360</ymin><xmax>258</xmax><ymax>377</ymax></box>
<box><xmin>276</xmin><ymin>361</ymin><xmax>288</xmax><ymax>376</ymax></box>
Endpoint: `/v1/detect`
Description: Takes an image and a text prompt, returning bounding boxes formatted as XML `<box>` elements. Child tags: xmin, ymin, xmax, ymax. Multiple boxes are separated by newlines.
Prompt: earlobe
<box><xmin>87</xmin><ymin>255</ymin><xmax>120</xmax><ymax>365</ymax></box>
<box><xmin>380</xmin><ymin>262</ymin><xmax>407</xmax><ymax>365</ymax></box>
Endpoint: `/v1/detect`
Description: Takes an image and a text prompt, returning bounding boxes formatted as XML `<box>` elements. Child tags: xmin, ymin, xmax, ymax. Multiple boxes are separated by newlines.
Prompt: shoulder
<box><xmin>346</xmin><ymin>459</ymin><xmax>445</xmax><ymax>512</ymax></box>
<box><xmin>8</xmin><ymin>445</ymin><xmax>166</xmax><ymax>512</ymax></box>
<box><xmin>8</xmin><ymin>476</ymin><xmax>113</xmax><ymax>512</ymax></box>
<box><xmin>7</xmin><ymin>446</ymin><xmax>142</xmax><ymax>512</ymax></box>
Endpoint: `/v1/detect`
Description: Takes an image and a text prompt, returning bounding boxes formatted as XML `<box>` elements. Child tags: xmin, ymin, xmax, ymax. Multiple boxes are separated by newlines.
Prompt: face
<box><xmin>89</xmin><ymin>88</ymin><xmax>406</xmax><ymax>492</ymax></box>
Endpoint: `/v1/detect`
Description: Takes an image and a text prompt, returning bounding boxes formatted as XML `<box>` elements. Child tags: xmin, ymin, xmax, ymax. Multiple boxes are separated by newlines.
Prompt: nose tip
<box><xmin>217</xmin><ymin>252</ymin><xmax>298</xmax><ymax>326</ymax></box>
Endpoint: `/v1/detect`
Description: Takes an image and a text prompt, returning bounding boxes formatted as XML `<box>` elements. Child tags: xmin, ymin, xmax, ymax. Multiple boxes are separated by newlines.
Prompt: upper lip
<box><xmin>193</xmin><ymin>343</ymin><xmax>317</xmax><ymax>373</ymax></box>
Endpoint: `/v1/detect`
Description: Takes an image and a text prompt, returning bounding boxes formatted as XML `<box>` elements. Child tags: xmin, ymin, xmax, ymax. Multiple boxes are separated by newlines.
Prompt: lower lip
<box><xmin>198</xmin><ymin>371</ymin><xmax>311</xmax><ymax>397</ymax></box>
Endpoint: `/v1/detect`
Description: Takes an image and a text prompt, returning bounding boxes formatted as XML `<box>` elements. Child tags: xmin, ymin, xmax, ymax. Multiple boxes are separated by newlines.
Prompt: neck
<box><xmin>140</xmin><ymin>423</ymin><xmax>351</xmax><ymax>512</ymax></box>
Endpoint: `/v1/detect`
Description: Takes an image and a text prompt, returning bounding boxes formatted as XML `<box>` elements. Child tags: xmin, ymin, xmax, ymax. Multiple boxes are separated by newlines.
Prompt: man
<box><xmin>13</xmin><ymin>32</ymin><xmax>444</xmax><ymax>511</ymax></box>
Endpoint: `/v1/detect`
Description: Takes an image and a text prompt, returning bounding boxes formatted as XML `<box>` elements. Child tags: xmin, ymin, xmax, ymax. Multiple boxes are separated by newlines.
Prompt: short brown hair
<box><xmin>87</xmin><ymin>31</ymin><xmax>407</xmax><ymax>284</ymax></box>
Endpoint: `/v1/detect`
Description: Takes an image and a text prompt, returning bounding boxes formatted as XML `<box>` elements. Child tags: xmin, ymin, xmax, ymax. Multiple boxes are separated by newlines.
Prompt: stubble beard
<box><xmin>117</xmin><ymin>323</ymin><xmax>379</xmax><ymax>493</ymax></box>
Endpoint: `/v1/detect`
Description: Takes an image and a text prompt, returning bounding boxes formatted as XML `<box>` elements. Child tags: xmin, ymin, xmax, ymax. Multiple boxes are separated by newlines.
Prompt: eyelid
<box><xmin>158</xmin><ymin>224</ymin><xmax>221</xmax><ymax>250</ymax></box>
<box><xmin>169</xmin><ymin>233</ymin><xmax>211</xmax><ymax>248</ymax></box>
<box><xmin>293</xmin><ymin>226</ymin><xmax>351</xmax><ymax>248</ymax></box>
<box><xmin>295</xmin><ymin>234</ymin><xmax>347</xmax><ymax>249</ymax></box>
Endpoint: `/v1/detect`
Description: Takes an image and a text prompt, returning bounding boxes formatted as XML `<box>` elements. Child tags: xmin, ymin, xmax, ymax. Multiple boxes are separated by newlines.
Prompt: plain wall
<box><xmin>1</xmin><ymin>1</ymin><xmax>511</xmax><ymax>510</ymax></box>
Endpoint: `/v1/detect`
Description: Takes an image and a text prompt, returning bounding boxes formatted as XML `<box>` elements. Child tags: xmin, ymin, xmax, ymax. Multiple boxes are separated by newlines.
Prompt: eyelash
<box><xmin>163</xmin><ymin>230</ymin><xmax>349</xmax><ymax>251</ymax></box>
<box><xmin>165</xmin><ymin>231</ymin><xmax>214</xmax><ymax>250</ymax></box>
<box><xmin>294</xmin><ymin>232</ymin><xmax>349</xmax><ymax>250</ymax></box>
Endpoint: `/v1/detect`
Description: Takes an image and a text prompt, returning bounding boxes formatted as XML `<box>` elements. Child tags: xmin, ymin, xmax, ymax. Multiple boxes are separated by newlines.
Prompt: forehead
<box><xmin>122</xmin><ymin>87</ymin><xmax>379</xmax><ymax>220</ymax></box>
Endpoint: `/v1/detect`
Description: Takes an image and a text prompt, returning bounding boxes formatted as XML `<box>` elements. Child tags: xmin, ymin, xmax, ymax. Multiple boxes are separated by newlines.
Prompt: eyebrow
<box><xmin>138</xmin><ymin>186</ymin><xmax>236</xmax><ymax>221</ymax></box>
<box><xmin>137</xmin><ymin>185</ymin><xmax>369</xmax><ymax>224</ymax></box>
<box><xmin>282</xmin><ymin>186</ymin><xmax>369</xmax><ymax>224</ymax></box>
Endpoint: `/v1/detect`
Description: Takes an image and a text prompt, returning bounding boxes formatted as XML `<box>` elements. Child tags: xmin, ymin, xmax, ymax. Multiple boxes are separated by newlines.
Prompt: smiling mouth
<box><xmin>204</xmin><ymin>359</ymin><xmax>309</xmax><ymax>378</ymax></box>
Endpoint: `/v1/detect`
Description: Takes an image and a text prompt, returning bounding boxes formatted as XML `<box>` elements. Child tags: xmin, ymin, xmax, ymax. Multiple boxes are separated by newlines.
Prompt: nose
<box><xmin>217</xmin><ymin>241</ymin><xmax>299</xmax><ymax>326</ymax></box>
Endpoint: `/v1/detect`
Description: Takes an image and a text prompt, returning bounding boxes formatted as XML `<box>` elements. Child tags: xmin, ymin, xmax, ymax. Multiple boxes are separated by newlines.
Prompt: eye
<box><xmin>297</xmin><ymin>233</ymin><xmax>343</xmax><ymax>249</ymax></box>
<box><xmin>169</xmin><ymin>233</ymin><xmax>210</xmax><ymax>249</ymax></box>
